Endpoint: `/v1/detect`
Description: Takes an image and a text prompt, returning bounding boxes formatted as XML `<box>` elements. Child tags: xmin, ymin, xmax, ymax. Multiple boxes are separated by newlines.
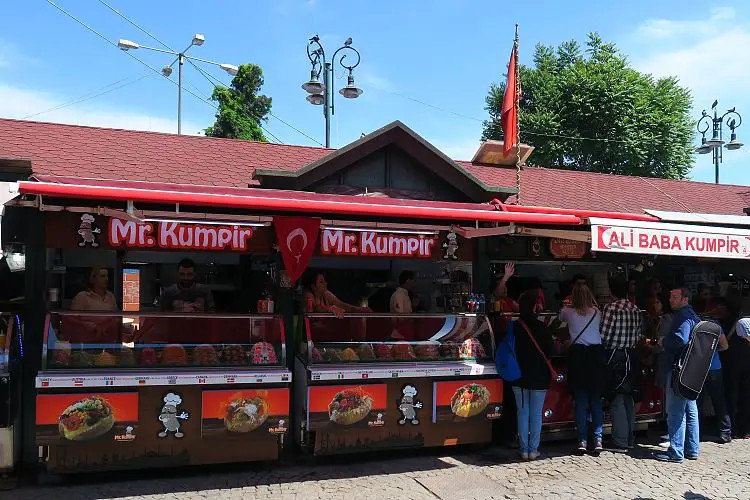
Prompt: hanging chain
<box><xmin>514</xmin><ymin>24</ymin><xmax>522</xmax><ymax>205</ymax></box>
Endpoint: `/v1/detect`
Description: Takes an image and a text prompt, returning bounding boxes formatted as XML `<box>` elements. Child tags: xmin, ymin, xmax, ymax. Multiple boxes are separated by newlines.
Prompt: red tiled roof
<box><xmin>0</xmin><ymin>118</ymin><xmax>331</xmax><ymax>187</ymax></box>
<box><xmin>457</xmin><ymin>162</ymin><xmax>750</xmax><ymax>216</ymax></box>
<box><xmin>1</xmin><ymin>118</ymin><xmax>748</xmax><ymax>216</ymax></box>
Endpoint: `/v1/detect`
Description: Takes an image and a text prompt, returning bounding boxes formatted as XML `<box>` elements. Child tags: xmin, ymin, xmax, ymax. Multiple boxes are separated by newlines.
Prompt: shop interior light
<box><xmin>321</xmin><ymin>226</ymin><xmax>438</xmax><ymax>235</ymax></box>
<box><xmin>143</xmin><ymin>218</ymin><xmax>269</xmax><ymax>227</ymax></box>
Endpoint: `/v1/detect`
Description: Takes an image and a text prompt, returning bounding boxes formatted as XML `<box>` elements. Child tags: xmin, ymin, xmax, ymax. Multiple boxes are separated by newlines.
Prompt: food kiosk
<box><xmin>32</xmin><ymin>212</ymin><xmax>292</xmax><ymax>473</ymax></box>
<box><xmin>486</xmin><ymin>234</ymin><xmax>665</xmax><ymax>438</ymax></box>
<box><xmin>294</xmin><ymin>312</ymin><xmax>500</xmax><ymax>455</ymax></box>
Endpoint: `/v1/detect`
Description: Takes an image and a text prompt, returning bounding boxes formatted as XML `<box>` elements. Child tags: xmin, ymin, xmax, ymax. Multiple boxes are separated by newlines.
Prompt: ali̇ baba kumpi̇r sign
<box><xmin>591</xmin><ymin>219</ymin><xmax>750</xmax><ymax>260</ymax></box>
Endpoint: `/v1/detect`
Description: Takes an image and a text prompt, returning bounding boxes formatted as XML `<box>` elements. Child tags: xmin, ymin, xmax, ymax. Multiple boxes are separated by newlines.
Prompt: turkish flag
<box><xmin>501</xmin><ymin>45</ymin><xmax>518</xmax><ymax>157</ymax></box>
<box><xmin>273</xmin><ymin>216</ymin><xmax>320</xmax><ymax>284</ymax></box>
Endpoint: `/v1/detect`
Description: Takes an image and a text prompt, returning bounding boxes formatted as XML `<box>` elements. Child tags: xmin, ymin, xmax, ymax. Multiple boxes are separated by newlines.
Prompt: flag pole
<box><xmin>514</xmin><ymin>24</ymin><xmax>521</xmax><ymax>205</ymax></box>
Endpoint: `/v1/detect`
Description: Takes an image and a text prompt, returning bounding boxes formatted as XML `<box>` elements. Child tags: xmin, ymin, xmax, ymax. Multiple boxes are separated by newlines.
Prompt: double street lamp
<box><xmin>118</xmin><ymin>34</ymin><xmax>238</xmax><ymax>135</ymax></box>
<box><xmin>696</xmin><ymin>100</ymin><xmax>743</xmax><ymax>184</ymax></box>
<box><xmin>301</xmin><ymin>35</ymin><xmax>363</xmax><ymax>148</ymax></box>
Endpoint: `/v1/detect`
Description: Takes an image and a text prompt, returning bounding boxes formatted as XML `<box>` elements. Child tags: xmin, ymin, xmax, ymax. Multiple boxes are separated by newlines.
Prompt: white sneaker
<box><xmin>520</xmin><ymin>451</ymin><xmax>529</xmax><ymax>461</ymax></box>
<box><xmin>659</xmin><ymin>435</ymin><xmax>670</xmax><ymax>448</ymax></box>
<box><xmin>528</xmin><ymin>451</ymin><xmax>540</xmax><ymax>461</ymax></box>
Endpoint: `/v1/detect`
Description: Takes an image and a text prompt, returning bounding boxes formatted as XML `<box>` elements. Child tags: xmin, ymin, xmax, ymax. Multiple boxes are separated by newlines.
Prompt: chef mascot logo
<box><xmin>77</xmin><ymin>213</ymin><xmax>101</xmax><ymax>247</ymax></box>
<box><xmin>398</xmin><ymin>385</ymin><xmax>423</xmax><ymax>425</ymax></box>
<box><xmin>273</xmin><ymin>216</ymin><xmax>321</xmax><ymax>284</ymax></box>
<box><xmin>158</xmin><ymin>392</ymin><xmax>189</xmax><ymax>439</ymax></box>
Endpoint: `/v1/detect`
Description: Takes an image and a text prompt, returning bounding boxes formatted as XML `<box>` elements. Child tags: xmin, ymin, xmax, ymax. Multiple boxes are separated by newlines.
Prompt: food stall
<box><xmin>5</xmin><ymin>176</ymin><xmax>585</xmax><ymax>470</ymax></box>
<box><xmin>32</xmin><ymin>212</ymin><xmax>292</xmax><ymax>473</ymax></box>
<box><xmin>294</xmin><ymin>312</ymin><xmax>500</xmax><ymax>455</ymax></box>
<box><xmin>290</xmin><ymin>225</ymin><xmax>504</xmax><ymax>456</ymax></box>
<box><xmin>486</xmin><ymin>233</ymin><xmax>664</xmax><ymax>438</ymax></box>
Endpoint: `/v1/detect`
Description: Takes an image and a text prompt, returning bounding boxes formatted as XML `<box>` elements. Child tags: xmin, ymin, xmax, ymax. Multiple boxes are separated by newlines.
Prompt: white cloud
<box><xmin>629</xmin><ymin>7</ymin><xmax>750</xmax><ymax>186</ymax></box>
<box><xmin>0</xmin><ymin>39</ymin><xmax>39</xmax><ymax>68</ymax></box>
<box><xmin>634</xmin><ymin>7</ymin><xmax>736</xmax><ymax>40</ymax></box>
<box><xmin>0</xmin><ymin>82</ymin><xmax>203</xmax><ymax>135</ymax></box>
<box><xmin>357</xmin><ymin>69</ymin><xmax>396</xmax><ymax>94</ymax></box>
<box><xmin>637</xmin><ymin>29</ymin><xmax>750</xmax><ymax>100</ymax></box>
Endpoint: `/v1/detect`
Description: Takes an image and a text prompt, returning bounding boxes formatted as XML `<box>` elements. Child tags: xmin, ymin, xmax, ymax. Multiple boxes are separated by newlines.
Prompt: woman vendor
<box><xmin>302</xmin><ymin>271</ymin><xmax>371</xmax><ymax>318</ymax></box>
<box><xmin>65</xmin><ymin>266</ymin><xmax>120</xmax><ymax>343</ymax></box>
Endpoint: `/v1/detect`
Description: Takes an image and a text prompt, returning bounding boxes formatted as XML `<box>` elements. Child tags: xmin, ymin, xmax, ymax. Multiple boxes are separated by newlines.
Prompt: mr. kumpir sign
<box><xmin>320</xmin><ymin>228</ymin><xmax>440</xmax><ymax>258</ymax></box>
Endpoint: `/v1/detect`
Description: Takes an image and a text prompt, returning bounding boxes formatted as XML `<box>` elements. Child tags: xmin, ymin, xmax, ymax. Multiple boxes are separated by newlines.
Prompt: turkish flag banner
<box><xmin>273</xmin><ymin>216</ymin><xmax>321</xmax><ymax>284</ymax></box>
<box><xmin>501</xmin><ymin>44</ymin><xmax>518</xmax><ymax>158</ymax></box>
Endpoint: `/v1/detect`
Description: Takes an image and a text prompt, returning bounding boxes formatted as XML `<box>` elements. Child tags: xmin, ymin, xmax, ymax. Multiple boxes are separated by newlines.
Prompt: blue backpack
<box><xmin>495</xmin><ymin>319</ymin><xmax>522</xmax><ymax>381</ymax></box>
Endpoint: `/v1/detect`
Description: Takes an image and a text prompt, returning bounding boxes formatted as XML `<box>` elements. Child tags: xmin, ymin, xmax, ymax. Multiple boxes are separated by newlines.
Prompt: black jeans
<box><xmin>727</xmin><ymin>357</ymin><xmax>750</xmax><ymax>436</ymax></box>
<box><xmin>699</xmin><ymin>369</ymin><xmax>731</xmax><ymax>438</ymax></box>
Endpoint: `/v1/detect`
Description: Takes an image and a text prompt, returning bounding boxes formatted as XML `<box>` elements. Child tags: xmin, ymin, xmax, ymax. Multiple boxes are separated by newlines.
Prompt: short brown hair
<box><xmin>672</xmin><ymin>286</ymin><xmax>692</xmax><ymax>303</ymax></box>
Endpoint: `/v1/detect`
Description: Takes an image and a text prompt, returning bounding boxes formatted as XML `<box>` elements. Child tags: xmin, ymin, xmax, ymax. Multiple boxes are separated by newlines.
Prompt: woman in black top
<box><xmin>511</xmin><ymin>289</ymin><xmax>554</xmax><ymax>460</ymax></box>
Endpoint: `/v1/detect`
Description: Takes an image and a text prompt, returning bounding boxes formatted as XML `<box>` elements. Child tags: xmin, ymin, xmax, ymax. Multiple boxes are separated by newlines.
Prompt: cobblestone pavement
<box><xmin>6</xmin><ymin>436</ymin><xmax>750</xmax><ymax>500</ymax></box>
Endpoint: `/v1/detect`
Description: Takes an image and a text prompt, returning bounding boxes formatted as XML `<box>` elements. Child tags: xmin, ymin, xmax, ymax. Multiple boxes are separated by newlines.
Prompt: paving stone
<box><xmin>6</xmin><ymin>439</ymin><xmax>750</xmax><ymax>499</ymax></box>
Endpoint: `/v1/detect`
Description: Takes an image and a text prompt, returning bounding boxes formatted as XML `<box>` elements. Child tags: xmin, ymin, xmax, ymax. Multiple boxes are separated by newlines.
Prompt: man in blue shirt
<box><xmin>654</xmin><ymin>287</ymin><xmax>700</xmax><ymax>463</ymax></box>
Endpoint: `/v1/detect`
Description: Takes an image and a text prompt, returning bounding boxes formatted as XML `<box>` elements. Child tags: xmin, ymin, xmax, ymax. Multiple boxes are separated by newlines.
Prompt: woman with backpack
<box><xmin>560</xmin><ymin>283</ymin><xmax>605</xmax><ymax>455</ymax></box>
<box><xmin>511</xmin><ymin>289</ymin><xmax>555</xmax><ymax>461</ymax></box>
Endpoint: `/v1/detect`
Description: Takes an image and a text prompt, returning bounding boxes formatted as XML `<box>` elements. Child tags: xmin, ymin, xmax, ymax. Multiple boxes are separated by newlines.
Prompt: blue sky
<box><xmin>1</xmin><ymin>1</ymin><xmax>748</xmax><ymax>186</ymax></box>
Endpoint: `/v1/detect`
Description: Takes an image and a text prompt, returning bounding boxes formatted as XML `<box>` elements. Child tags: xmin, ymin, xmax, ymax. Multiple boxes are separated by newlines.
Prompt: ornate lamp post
<box><xmin>301</xmin><ymin>35</ymin><xmax>363</xmax><ymax>148</ymax></box>
<box><xmin>696</xmin><ymin>100</ymin><xmax>742</xmax><ymax>184</ymax></box>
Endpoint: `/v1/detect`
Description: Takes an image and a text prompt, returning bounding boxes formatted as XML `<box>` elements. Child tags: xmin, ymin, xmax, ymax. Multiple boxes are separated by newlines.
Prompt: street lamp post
<box><xmin>301</xmin><ymin>35</ymin><xmax>363</xmax><ymax>148</ymax></box>
<box><xmin>118</xmin><ymin>34</ymin><xmax>238</xmax><ymax>135</ymax></box>
<box><xmin>696</xmin><ymin>100</ymin><xmax>743</xmax><ymax>184</ymax></box>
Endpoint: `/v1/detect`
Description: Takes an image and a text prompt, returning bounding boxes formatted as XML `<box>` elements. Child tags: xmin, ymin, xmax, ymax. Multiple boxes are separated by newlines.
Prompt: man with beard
<box><xmin>161</xmin><ymin>258</ymin><xmax>215</xmax><ymax>313</ymax></box>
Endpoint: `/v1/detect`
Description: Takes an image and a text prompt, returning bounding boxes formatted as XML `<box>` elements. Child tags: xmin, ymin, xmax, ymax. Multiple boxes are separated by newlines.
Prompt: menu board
<box><xmin>201</xmin><ymin>388</ymin><xmax>289</xmax><ymax>436</ymax></box>
<box><xmin>307</xmin><ymin>384</ymin><xmax>387</xmax><ymax>431</ymax></box>
<box><xmin>432</xmin><ymin>379</ymin><xmax>503</xmax><ymax>423</ymax></box>
<box><xmin>36</xmin><ymin>392</ymin><xmax>139</xmax><ymax>445</ymax></box>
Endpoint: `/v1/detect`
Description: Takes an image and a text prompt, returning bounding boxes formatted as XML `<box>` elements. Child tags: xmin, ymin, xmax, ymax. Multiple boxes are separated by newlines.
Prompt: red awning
<box><xmin>19</xmin><ymin>177</ymin><xmax>582</xmax><ymax>225</ymax></box>
<box><xmin>491</xmin><ymin>199</ymin><xmax>659</xmax><ymax>222</ymax></box>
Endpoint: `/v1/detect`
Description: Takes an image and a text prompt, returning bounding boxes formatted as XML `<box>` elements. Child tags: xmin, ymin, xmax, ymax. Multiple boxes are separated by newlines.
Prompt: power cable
<box><xmin>379</xmin><ymin>88</ymin><xmax>643</xmax><ymax>145</ymax></box>
<box><xmin>96</xmin><ymin>0</ymin><xmax>296</xmax><ymax>145</ymax></box>
<box><xmin>21</xmin><ymin>72</ymin><xmax>151</xmax><ymax>119</ymax></box>
<box><xmin>45</xmin><ymin>0</ymin><xmax>284</xmax><ymax>142</ymax></box>
<box><xmin>185</xmin><ymin>57</ymin><xmax>323</xmax><ymax>147</ymax></box>
<box><xmin>96</xmin><ymin>0</ymin><xmax>173</xmax><ymax>52</ymax></box>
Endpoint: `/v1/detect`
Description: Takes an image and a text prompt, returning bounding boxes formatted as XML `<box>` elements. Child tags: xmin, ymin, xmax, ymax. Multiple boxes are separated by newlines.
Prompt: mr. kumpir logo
<box><xmin>77</xmin><ymin>213</ymin><xmax>101</xmax><ymax>247</ymax></box>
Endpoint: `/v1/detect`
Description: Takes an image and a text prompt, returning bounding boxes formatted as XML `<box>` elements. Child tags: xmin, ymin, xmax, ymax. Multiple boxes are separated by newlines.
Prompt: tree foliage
<box><xmin>483</xmin><ymin>33</ymin><xmax>695</xmax><ymax>179</ymax></box>
<box><xmin>204</xmin><ymin>63</ymin><xmax>272</xmax><ymax>141</ymax></box>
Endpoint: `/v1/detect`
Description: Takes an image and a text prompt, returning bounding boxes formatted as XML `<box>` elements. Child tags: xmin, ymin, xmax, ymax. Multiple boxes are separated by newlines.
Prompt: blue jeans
<box><xmin>512</xmin><ymin>386</ymin><xmax>547</xmax><ymax>454</ymax></box>
<box><xmin>573</xmin><ymin>388</ymin><xmax>603</xmax><ymax>443</ymax></box>
<box><xmin>666</xmin><ymin>377</ymin><xmax>700</xmax><ymax>460</ymax></box>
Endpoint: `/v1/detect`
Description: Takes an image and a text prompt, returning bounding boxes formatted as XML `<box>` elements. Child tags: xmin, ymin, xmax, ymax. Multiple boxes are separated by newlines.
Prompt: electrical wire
<box><xmin>45</xmin><ymin>0</ymin><xmax>285</xmax><ymax>143</ymax></box>
<box><xmin>380</xmin><ymin>89</ymin><xmax>641</xmax><ymax>145</ymax></box>
<box><xmin>186</xmin><ymin>57</ymin><xmax>324</xmax><ymax>147</ymax></box>
<box><xmin>96</xmin><ymin>0</ymin><xmax>173</xmax><ymax>51</ymax></box>
<box><xmin>96</xmin><ymin>0</ymin><xmax>307</xmax><ymax>146</ymax></box>
<box><xmin>21</xmin><ymin>72</ymin><xmax>151</xmax><ymax>119</ymax></box>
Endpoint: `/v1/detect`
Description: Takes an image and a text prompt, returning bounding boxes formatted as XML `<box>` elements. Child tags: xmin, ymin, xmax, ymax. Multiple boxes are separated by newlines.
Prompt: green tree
<box><xmin>205</xmin><ymin>63</ymin><xmax>272</xmax><ymax>141</ymax></box>
<box><xmin>483</xmin><ymin>33</ymin><xmax>694</xmax><ymax>179</ymax></box>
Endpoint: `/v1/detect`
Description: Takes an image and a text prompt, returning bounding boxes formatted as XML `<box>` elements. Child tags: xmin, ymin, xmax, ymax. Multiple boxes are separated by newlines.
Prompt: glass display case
<box><xmin>42</xmin><ymin>311</ymin><xmax>286</xmax><ymax>370</ymax></box>
<box><xmin>300</xmin><ymin>313</ymin><xmax>494</xmax><ymax>365</ymax></box>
